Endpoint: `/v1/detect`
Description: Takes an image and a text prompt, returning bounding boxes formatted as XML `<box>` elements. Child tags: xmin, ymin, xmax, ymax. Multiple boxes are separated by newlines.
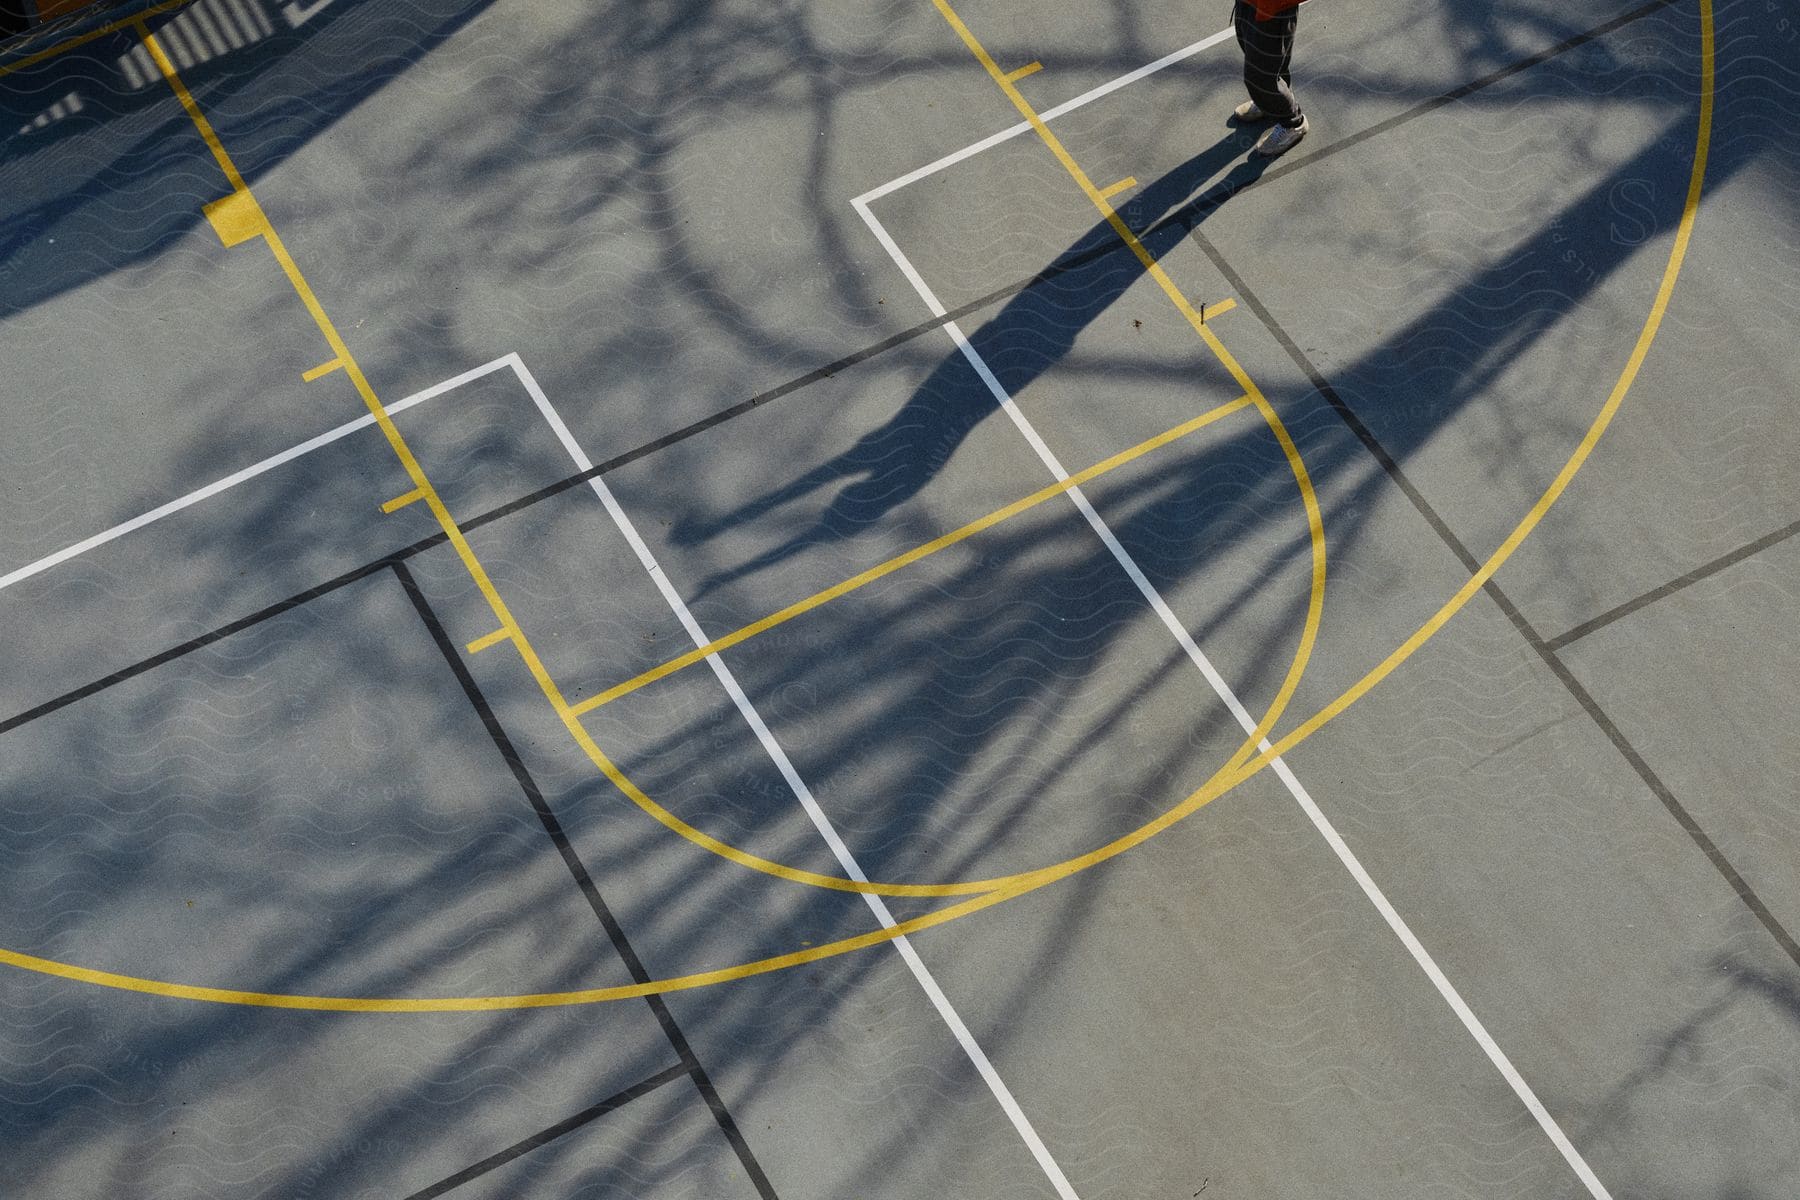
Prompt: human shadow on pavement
<box><xmin>667</xmin><ymin>132</ymin><xmax>1273</xmax><ymax>592</ymax></box>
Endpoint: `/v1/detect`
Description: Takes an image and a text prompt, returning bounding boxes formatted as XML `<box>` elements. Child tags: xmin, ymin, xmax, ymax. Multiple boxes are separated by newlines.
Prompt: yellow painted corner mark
<box><xmin>303</xmin><ymin>358</ymin><xmax>345</xmax><ymax>383</ymax></box>
<box><xmin>1002</xmin><ymin>60</ymin><xmax>1043</xmax><ymax>82</ymax></box>
<box><xmin>380</xmin><ymin>488</ymin><xmax>425</xmax><ymax>514</ymax></box>
<box><xmin>1200</xmin><ymin>297</ymin><xmax>1237</xmax><ymax>323</ymax></box>
<box><xmin>466</xmin><ymin>628</ymin><xmax>511</xmax><ymax>655</ymax></box>
<box><xmin>201</xmin><ymin>189</ymin><xmax>269</xmax><ymax>248</ymax></box>
<box><xmin>573</xmin><ymin>391</ymin><xmax>1256</xmax><ymax>717</ymax></box>
<box><xmin>1098</xmin><ymin>176</ymin><xmax>1138</xmax><ymax>200</ymax></box>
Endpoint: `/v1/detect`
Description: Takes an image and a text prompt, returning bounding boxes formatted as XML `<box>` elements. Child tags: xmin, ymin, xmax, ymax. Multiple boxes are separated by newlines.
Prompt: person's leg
<box><xmin>1234</xmin><ymin>2</ymin><xmax>1303</xmax><ymax>129</ymax></box>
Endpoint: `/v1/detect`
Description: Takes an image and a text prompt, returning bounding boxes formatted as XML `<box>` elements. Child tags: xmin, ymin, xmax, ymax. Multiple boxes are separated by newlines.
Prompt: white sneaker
<box><xmin>1232</xmin><ymin>99</ymin><xmax>1269</xmax><ymax>123</ymax></box>
<box><xmin>1252</xmin><ymin>115</ymin><xmax>1309</xmax><ymax>158</ymax></box>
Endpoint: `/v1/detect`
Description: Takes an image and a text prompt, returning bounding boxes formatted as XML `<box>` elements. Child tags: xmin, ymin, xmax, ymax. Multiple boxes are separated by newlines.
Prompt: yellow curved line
<box><xmin>0</xmin><ymin>747</ymin><xmax>1252</xmax><ymax>1012</ymax></box>
<box><xmin>136</xmin><ymin>18</ymin><xmax>1325</xmax><ymax>906</ymax></box>
<box><xmin>570</xmin><ymin>0</ymin><xmax>1336</xmax><ymax>900</ymax></box>
<box><xmin>1215</xmin><ymin>0</ymin><xmax>1717</xmax><ymax>799</ymax></box>
<box><xmin>554</xmin><ymin>379</ymin><xmax>1328</xmax><ymax>901</ymax></box>
<box><xmin>0</xmin><ymin>0</ymin><xmax>1710</xmax><ymax>1010</ymax></box>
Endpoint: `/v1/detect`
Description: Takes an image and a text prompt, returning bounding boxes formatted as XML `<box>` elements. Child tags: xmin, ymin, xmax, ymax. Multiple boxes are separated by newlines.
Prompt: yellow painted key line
<box><xmin>572</xmin><ymin>391</ymin><xmax>1254</xmax><ymax>716</ymax></box>
<box><xmin>135</xmin><ymin>20</ymin><xmax>1035</xmax><ymax>901</ymax></box>
<box><xmin>139</xmin><ymin>20</ymin><xmax>572</xmax><ymax>717</ymax></box>
<box><xmin>929</xmin><ymin>0</ymin><xmax>1328</xmax><ymax>783</ymax></box>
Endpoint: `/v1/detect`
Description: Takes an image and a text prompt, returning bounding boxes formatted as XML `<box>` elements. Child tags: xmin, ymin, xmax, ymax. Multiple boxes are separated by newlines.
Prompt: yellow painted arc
<box><xmin>572</xmin><ymin>393</ymin><xmax>1255</xmax><ymax>716</ymax></box>
<box><xmin>140</xmin><ymin>13</ymin><xmax>1332</xmax><ymax>901</ymax></box>
<box><xmin>0</xmin><ymin>747</ymin><xmax>1250</xmax><ymax>1012</ymax></box>
<box><xmin>0</xmin><ymin>888</ymin><xmax>1020</xmax><ymax>1011</ymax></box>
<box><xmin>0</xmin><ymin>0</ymin><xmax>1708</xmax><ymax>1011</ymax></box>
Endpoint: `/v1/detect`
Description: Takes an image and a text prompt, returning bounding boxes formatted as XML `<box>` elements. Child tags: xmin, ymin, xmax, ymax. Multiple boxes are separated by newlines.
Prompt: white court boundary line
<box><xmin>852</xmin><ymin>25</ymin><xmax>1234</xmax><ymax>208</ymax></box>
<box><xmin>850</xmin><ymin>29</ymin><xmax>1614</xmax><ymax>1200</ymax></box>
<box><xmin>0</xmin><ymin>354</ymin><xmax>515</xmax><ymax>596</ymax></box>
<box><xmin>510</xmin><ymin>357</ymin><xmax>1084</xmax><ymax>1200</ymax></box>
<box><xmin>1</xmin><ymin>346</ymin><xmax>1082</xmax><ymax>1198</ymax></box>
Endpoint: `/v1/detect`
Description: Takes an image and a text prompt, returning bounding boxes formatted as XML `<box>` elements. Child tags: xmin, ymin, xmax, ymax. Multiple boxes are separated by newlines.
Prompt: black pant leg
<box><xmin>1233</xmin><ymin>1</ymin><xmax>1303</xmax><ymax>127</ymax></box>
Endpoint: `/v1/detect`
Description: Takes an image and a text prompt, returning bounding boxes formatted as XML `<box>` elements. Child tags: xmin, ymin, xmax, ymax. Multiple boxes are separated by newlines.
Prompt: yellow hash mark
<box><xmin>1002</xmin><ymin>61</ymin><xmax>1043</xmax><ymax>82</ymax></box>
<box><xmin>201</xmin><ymin>189</ymin><xmax>269</xmax><ymax>248</ymax></box>
<box><xmin>380</xmin><ymin>488</ymin><xmax>425</xmax><ymax>514</ymax></box>
<box><xmin>466</xmin><ymin>628</ymin><xmax>511</xmax><ymax>655</ymax></box>
<box><xmin>1200</xmin><ymin>297</ymin><xmax>1237</xmax><ymax>323</ymax></box>
<box><xmin>303</xmin><ymin>358</ymin><xmax>345</xmax><ymax>382</ymax></box>
<box><xmin>573</xmin><ymin>391</ymin><xmax>1254</xmax><ymax>716</ymax></box>
<box><xmin>1098</xmin><ymin>176</ymin><xmax>1137</xmax><ymax>200</ymax></box>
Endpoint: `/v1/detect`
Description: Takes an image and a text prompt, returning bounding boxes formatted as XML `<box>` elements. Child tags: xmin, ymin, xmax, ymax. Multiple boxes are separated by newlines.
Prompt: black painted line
<box><xmin>1527</xmin><ymin>623</ymin><xmax>1800</xmax><ymax>969</ymax></box>
<box><xmin>1243</xmin><ymin>0</ymin><xmax>1684</xmax><ymax>192</ymax></box>
<box><xmin>390</xmin><ymin>562</ymin><xmax>781</xmax><ymax>1200</ymax></box>
<box><xmin>1546</xmin><ymin>516</ymin><xmax>1800</xmax><ymax>651</ymax></box>
<box><xmin>1187</xmin><ymin>227</ymin><xmax>1487</xmax><ymax>576</ymax></box>
<box><xmin>0</xmin><ymin>553</ymin><xmax>401</xmax><ymax>737</ymax></box>
<box><xmin>400</xmin><ymin>1062</ymin><xmax>688</xmax><ymax>1200</ymax></box>
<box><xmin>1186</xmin><ymin>103</ymin><xmax>1800</xmax><ymax>970</ymax></box>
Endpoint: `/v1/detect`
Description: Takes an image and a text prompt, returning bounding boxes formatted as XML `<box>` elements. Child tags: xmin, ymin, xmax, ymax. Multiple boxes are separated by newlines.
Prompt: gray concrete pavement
<box><xmin>2</xmin><ymin>0</ymin><xmax>1796</xmax><ymax>1197</ymax></box>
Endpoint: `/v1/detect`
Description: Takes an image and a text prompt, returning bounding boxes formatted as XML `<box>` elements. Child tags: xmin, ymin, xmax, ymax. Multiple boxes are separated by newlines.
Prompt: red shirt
<box><xmin>1248</xmin><ymin>0</ymin><xmax>1302</xmax><ymax>16</ymax></box>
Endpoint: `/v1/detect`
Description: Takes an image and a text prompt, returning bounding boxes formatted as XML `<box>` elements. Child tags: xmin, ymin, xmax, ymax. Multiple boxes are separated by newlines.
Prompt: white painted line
<box><xmin>0</xmin><ymin>355</ymin><xmax>516</xmax><ymax>597</ymax></box>
<box><xmin>853</xmin><ymin>201</ymin><xmax>1614</xmax><ymax>1200</ymax></box>
<box><xmin>1267</xmin><ymin>755</ymin><xmax>1617</xmax><ymax>1199</ymax></box>
<box><xmin>853</xmin><ymin>26</ymin><xmax>1235</xmax><ymax>207</ymax></box>
<box><xmin>508</xmin><ymin>354</ymin><xmax>1083</xmax><ymax>1200</ymax></box>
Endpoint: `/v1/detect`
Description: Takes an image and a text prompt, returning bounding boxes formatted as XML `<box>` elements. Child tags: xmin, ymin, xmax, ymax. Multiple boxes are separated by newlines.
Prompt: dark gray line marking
<box><xmin>391</xmin><ymin>561</ymin><xmax>781</xmax><ymax>1200</ymax></box>
<box><xmin>1185</xmin><ymin>81</ymin><xmax>1800</xmax><ymax>972</ymax></box>
<box><xmin>1524</xmin><ymin>617</ymin><xmax>1800</xmax><ymax>970</ymax></box>
<box><xmin>0</xmin><ymin>554</ymin><xmax>396</xmax><ymax>737</ymax></box>
<box><xmin>1241</xmin><ymin>0</ymin><xmax>1684</xmax><ymax>193</ymax></box>
<box><xmin>400</xmin><ymin>1063</ymin><xmax>688</xmax><ymax>1200</ymax></box>
<box><xmin>1546</xmin><ymin>515</ymin><xmax>1800</xmax><ymax>650</ymax></box>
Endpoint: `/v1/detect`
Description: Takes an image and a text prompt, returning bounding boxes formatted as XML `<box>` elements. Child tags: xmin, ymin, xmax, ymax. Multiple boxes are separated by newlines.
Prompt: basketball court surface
<box><xmin>2</xmin><ymin>0</ymin><xmax>1797</xmax><ymax>1196</ymax></box>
